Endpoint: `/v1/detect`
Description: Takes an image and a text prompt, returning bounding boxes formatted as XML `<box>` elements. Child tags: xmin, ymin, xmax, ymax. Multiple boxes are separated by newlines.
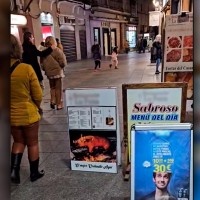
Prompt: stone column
<box><xmin>75</xmin><ymin>18</ymin><xmax>81</xmax><ymax>60</ymax></box>
<box><xmin>120</xmin><ymin>23</ymin><xmax>126</xmax><ymax>52</ymax></box>
<box><xmin>85</xmin><ymin>17</ymin><xmax>92</xmax><ymax>58</ymax></box>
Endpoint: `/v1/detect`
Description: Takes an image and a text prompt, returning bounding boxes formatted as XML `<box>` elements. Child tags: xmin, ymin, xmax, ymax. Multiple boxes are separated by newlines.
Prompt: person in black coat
<box><xmin>92</xmin><ymin>43</ymin><xmax>101</xmax><ymax>71</ymax></box>
<box><xmin>153</xmin><ymin>35</ymin><xmax>162</xmax><ymax>74</ymax></box>
<box><xmin>22</xmin><ymin>32</ymin><xmax>55</xmax><ymax>87</ymax></box>
<box><xmin>142</xmin><ymin>37</ymin><xmax>147</xmax><ymax>53</ymax></box>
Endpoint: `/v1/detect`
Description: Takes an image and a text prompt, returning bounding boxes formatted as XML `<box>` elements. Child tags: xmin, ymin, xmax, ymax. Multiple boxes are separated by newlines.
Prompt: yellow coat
<box><xmin>11</xmin><ymin>59</ymin><xmax>43</xmax><ymax>126</ymax></box>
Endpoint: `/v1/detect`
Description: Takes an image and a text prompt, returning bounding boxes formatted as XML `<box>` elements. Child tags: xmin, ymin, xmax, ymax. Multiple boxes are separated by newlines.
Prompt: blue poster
<box><xmin>134</xmin><ymin>129</ymin><xmax>191</xmax><ymax>200</ymax></box>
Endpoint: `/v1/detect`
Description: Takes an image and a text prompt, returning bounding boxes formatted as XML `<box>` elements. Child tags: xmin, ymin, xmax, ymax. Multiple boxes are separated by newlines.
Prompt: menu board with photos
<box><xmin>164</xmin><ymin>13</ymin><xmax>193</xmax><ymax>100</ymax></box>
<box><xmin>65</xmin><ymin>88</ymin><xmax>120</xmax><ymax>173</ymax></box>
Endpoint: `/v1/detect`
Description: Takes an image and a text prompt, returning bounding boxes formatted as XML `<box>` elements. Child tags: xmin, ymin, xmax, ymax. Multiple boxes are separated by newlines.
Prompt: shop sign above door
<box><xmin>101</xmin><ymin>22</ymin><xmax>110</xmax><ymax>27</ymax></box>
<box><xmin>11</xmin><ymin>14</ymin><xmax>27</xmax><ymax>25</ymax></box>
<box><xmin>40</xmin><ymin>12</ymin><xmax>53</xmax><ymax>26</ymax></box>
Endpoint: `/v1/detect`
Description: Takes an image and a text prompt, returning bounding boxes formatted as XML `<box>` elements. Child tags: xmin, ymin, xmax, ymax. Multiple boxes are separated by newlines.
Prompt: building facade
<box><xmin>12</xmin><ymin>0</ymin><xmax>179</xmax><ymax>60</ymax></box>
<box><xmin>11</xmin><ymin>0</ymin><xmax>136</xmax><ymax>60</ymax></box>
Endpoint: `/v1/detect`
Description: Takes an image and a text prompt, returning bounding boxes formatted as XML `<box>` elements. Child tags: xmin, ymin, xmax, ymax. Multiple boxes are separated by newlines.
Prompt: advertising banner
<box><xmin>131</xmin><ymin>124</ymin><xmax>192</xmax><ymax>200</ymax></box>
<box><xmin>122</xmin><ymin>83</ymin><xmax>187</xmax><ymax>162</ymax></box>
<box><xmin>65</xmin><ymin>88</ymin><xmax>120</xmax><ymax>173</ymax></box>
<box><xmin>164</xmin><ymin>14</ymin><xmax>193</xmax><ymax>100</ymax></box>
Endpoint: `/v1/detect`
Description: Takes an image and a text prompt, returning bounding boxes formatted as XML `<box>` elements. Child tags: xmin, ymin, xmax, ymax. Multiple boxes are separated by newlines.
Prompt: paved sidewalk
<box><xmin>11</xmin><ymin>52</ymin><xmax>184</xmax><ymax>200</ymax></box>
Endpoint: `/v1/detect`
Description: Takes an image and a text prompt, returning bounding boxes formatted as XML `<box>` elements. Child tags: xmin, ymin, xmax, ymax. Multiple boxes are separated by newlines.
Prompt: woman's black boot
<box><xmin>29</xmin><ymin>158</ymin><xmax>45</xmax><ymax>182</ymax></box>
<box><xmin>11</xmin><ymin>153</ymin><xmax>23</xmax><ymax>184</ymax></box>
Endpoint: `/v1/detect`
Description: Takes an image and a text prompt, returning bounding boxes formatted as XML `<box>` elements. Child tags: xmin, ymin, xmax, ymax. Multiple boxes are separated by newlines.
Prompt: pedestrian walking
<box><xmin>41</xmin><ymin>36</ymin><xmax>67</xmax><ymax>110</ymax></box>
<box><xmin>109</xmin><ymin>46</ymin><xmax>119</xmax><ymax>69</ymax></box>
<box><xmin>10</xmin><ymin>34</ymin><xmax>44</xmax><ymax>184</ymax></box>
<box><xmin>153</xmin><ymin>34</ymin><xmax>162</xmax><ymax>74</ymax></box>
<box><xmin>91</xmin><ymin>43</ymin><xmax>101</xmax><ymax>71</ymax></box>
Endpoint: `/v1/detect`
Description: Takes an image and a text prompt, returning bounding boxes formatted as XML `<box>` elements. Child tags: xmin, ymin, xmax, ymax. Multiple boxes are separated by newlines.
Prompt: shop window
<box><xmin>94</xmin><ymin>27</ymin><xmax>101</xmax><ymax>45</ymax></box>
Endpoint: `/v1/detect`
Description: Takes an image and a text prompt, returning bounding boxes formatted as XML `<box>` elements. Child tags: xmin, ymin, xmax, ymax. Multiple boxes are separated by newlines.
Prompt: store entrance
<box><xmin>126</xmin><ymin>26</ymin><xmax>137</xmax><ymax>49</ymax></box>
<box><xmin>111</xmin><ymin>29</ymin><xmax>117</xmax><ymax>50</ymax></box>
<box><xmin>103</xmin><ymin>28</ymin><xmax>111</xmax><ymax>55</ymax></box>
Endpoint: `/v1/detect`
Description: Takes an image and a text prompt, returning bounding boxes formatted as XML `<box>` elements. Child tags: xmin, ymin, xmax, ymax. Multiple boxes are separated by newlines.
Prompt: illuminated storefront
<box><xmin>40</xmin><ymin>12</ymin><xmax>54</xmax><ymax>41</ymax></box>
<box><xmin>126</xmin><ymin>26</ymin><xmax>137</xmax><ymax>48</ymax></box>
<box><xmin>10</xmin><ymin>14</ymin><xmax>27</xmax><ymax>41</ymax></box>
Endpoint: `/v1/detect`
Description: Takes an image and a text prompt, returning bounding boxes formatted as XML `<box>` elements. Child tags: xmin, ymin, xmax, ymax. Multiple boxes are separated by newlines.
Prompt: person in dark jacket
<box><xmin>137</xmin><ymin>37</ymin><xmax>143</xmax><ymax>53</ymax></box>
<box><xmin>22</xmin><ymin>32</ymin><xmax>55</xmax><ymax>87</ymax></box>
<box><xmin>142</xmin><ymin>37</ymin><xmax>147</xmax><ymax>53</ymax></box>
<box><xmin>153</xmin><ymin>35</ymin><xmax>162</xmax><ymax>74</ymax></box>
<box><xmin>92</xmin><ymin>43</ymin><xmax>101</xmax><ymax>71</ymax></box>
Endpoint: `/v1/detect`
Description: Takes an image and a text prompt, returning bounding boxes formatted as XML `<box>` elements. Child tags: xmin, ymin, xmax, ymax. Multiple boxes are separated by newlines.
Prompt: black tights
<box><xmin>95</xmin><ymin>60</ymin><xmax>101</xmax><ymax>69</ymax></box>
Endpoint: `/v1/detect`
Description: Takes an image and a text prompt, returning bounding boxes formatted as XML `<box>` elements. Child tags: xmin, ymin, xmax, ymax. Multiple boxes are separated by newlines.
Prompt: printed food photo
<box><xmin>69</xmin><ymin>130</ymin><xmax>117</xmax><ymax>162</ymax></box>
<box><xmin>183</xmin><ymin>36</ymin><xmax>193</xmax><ymax>48</ymax></box>
<box><xmin>167</xmin><ymin>36</ymin><xmax>182</xmax><ymax>48</ymax></box>
<box><xmin>164</xmin><ymin>72</ymin><xmax>193</xmax><ymax>99</ymax></box>
<box><xmin>166</xmin><ymin>49</ymin><xmax>182</xmax><ymax>62</ymax></box>
<box><xmin>183</xmin><ymin>48</ymin><xmax>193</xmax><ymax>62</ymax></box>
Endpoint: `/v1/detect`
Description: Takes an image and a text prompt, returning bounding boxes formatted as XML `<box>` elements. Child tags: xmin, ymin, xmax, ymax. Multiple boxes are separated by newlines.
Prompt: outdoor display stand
<box><xmin>131</xmin><ymin>123</ymin><xmax>193</xmax><ymax>200</ymax></box>
<box><xmin>122</xmin><ymin>82</ymin><xmax>187</xmax><ymax>179</ymax></box>
<box><xmin>64</xmin><ymin>87</ymin><xmax>120</xmax><ymax>173</ymax></box>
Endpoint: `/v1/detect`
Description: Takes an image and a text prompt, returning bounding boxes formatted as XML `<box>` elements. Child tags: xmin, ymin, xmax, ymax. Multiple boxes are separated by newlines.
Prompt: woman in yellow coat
<box><xmin>10</xmin><ymin>34</ymin><xmax>44</xmax><ymax>184</ymax></box>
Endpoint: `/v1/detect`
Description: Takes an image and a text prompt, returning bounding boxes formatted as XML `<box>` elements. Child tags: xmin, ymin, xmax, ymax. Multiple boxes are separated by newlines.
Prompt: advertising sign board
<box><xmin>122</xmin><ymin>83</ymin><xmax>187</xmax><ymax>163</ymax></box>
<box><xmin>131</xmin><ymin>123</ymin><xmax>193</xmax><ymax>200</ymax></box>
<box><xmin>164</xmin><ymin>14</ymin><xmax>193</xmax><ymax>100</ymax></box>
<box><xmin>65</xmin><ymin>88</ymin><xmax>120</xmax><ymax>173</ymax></box>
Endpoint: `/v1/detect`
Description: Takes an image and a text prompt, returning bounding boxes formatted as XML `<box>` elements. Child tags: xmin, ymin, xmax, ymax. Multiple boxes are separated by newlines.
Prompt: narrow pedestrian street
<box><xmin>11</xmin><ymin>52</ymin><xmax>191</xmax><ymax>200</ymax></box>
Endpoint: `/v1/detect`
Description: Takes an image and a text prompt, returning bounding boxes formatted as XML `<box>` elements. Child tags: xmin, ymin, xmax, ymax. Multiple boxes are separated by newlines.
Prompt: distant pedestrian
<box><xmin>92</xmin><ymin>43</ymin><xmax>101</xmax><ymax>71</ymax></box>
<box><xmin>148</xmin><ymin>38</ymin><xmax>153</xmax><ymax>52</ymax></box>
<box><xmin>109</xmin><ymin>46</ymin><xmax>119</xmax><ymax>69</ymax></box>
<box><xmin>56</xmin><ymin>38</ymin><xmax>64</xmax><ymax>51</ymax></box>
<box><xmin>124</xmin><ymin>40</ymin><xmax>130</xmax><ymax>54</ymax></box>
<box><xmin>143</xmin><ymin>37</ymin><xmax>147</xmax><ymax>53</ymax></box>
<box><xmin>137</xmin><ymin>38</ymin><xmax>143</xmax><ymax>53</ymax></box>
<box><xmin>153</xmin><ymin>34</ymin><xmax>162</xmax><ymax>74</ymax></box>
